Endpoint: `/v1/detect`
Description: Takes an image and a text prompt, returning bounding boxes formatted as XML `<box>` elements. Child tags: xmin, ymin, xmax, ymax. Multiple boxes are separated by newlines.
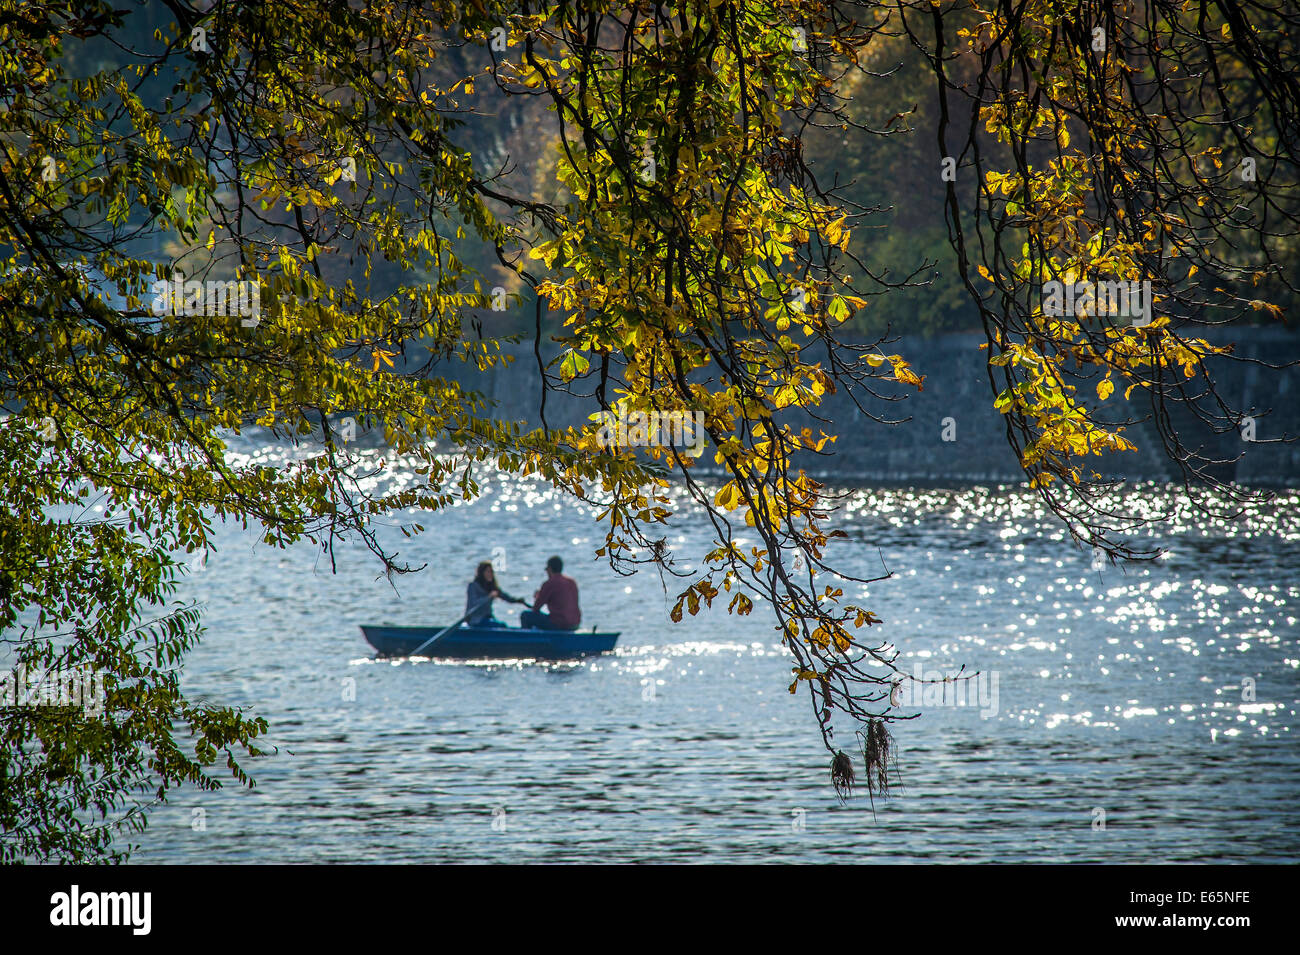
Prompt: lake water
<box><xmin>128</xmin><ymin>448</ymin><xmax>1300</xmax><ymax>863</ymax></box>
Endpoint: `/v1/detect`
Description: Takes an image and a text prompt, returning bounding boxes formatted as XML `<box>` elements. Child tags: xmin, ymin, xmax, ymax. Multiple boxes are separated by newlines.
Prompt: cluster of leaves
<box><xmin>483</xmin><ymin>3</ymin><xmax>931</xmax><ymax>750</ymax></box>
<box><xmin>0</xmin><ymin>0</ymin><xmax>554</xmax><ymax>860</ymax></box>
<box><xmin>915</xmin><ymin>0</ymin><xmax>1299</xmax><ymax>553</ymax></box>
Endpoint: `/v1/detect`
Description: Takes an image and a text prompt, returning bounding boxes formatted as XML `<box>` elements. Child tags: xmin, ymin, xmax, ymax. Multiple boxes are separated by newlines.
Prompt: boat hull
<box><xmin>360</xmin><ymin>624</ymin><xmax>620</xmax><ymax>659</ymax></box>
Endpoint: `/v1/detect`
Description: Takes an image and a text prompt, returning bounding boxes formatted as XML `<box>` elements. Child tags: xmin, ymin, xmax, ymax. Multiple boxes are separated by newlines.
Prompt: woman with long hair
<box><xmin>465</xmin><ymin>561</ymin><xmax>520</xmax><ymax>628</ymax></box>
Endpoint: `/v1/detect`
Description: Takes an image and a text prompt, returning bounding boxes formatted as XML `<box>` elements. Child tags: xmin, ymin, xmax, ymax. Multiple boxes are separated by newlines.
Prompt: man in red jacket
<box><xmin>521</xmin><ymin>556</ymin><xmax>581</xmax><ymax>631</ymax></box>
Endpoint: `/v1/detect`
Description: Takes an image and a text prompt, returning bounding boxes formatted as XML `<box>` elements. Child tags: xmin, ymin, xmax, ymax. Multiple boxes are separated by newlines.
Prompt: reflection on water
<box><xmin>130</xmin><ymin>450</ymin><xmax>1299</xmax><ymax>862</ymax></box>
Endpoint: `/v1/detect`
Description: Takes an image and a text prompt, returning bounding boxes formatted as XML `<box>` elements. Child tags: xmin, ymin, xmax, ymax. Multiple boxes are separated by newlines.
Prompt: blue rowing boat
<box><xmin>360</xmin><ymin>623</ymin><xmax>620</xmax><ymax>659</ymax></box>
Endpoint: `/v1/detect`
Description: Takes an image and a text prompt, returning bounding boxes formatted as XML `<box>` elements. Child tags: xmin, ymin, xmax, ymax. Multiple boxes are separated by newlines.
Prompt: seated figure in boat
<box><xmin>466</xmin><ymin>561</ymin><xmax>517</xmax><ymax>628</ymax></box>
<box><xmin>520</xmin><ymin>556</ymin><xmax>581</xmax><ymax>631</ymax></box>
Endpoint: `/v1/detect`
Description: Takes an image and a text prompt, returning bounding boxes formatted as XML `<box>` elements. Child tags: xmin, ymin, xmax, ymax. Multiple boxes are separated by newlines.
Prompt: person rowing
<box><xmin>465</xmin><ymin>561</ymin><xmax>525</xmax><ymax>628</ymax></box>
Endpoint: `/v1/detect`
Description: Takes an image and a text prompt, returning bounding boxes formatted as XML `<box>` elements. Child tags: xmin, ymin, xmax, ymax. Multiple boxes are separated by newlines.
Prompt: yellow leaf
<box><xmin>714</xmin><ymin>482</ymin><xmax>741</xmax><ymax>510</ymax></box>
<box><xmin>890</xmin><ymin>357</ymin><xmax>925</xmax><ymax>390</ymax></box>
<box><xmin>1096</xmin><ymin>378</ymin><xmax>1114</xmax><ymax>401</ymax></box>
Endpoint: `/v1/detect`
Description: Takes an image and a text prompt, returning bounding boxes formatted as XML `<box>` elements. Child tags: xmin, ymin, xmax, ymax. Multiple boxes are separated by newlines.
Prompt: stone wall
<box><xmin>431</xmin><ymin>326</ymin><xmax>1300</xmax><ymax>486</ymax></box>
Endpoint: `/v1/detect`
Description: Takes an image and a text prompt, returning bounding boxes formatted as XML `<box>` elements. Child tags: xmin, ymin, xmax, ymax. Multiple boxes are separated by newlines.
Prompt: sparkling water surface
<box><xmin>129</xmin><ymin>448</ymin><xmax>1300</xmax><ymax>863</ymax></box>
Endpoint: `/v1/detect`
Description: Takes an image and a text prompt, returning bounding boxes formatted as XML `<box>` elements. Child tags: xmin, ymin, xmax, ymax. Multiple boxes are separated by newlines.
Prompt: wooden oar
<box><xmin>409</xmin><ymin>597</ymin><xmax>492</xmax><ymax>657</ymax></box>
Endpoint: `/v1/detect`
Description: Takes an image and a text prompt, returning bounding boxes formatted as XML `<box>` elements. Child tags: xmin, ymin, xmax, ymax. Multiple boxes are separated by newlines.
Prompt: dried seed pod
<box><xmin>830</xmin><ymin>750</ymin><xmax>855</xmax><ymax>800</ymax></box>
<box><xmin>858</xmin><ymin>719</ymin><xmax>897</xmax><ymax>809</ymax></box>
